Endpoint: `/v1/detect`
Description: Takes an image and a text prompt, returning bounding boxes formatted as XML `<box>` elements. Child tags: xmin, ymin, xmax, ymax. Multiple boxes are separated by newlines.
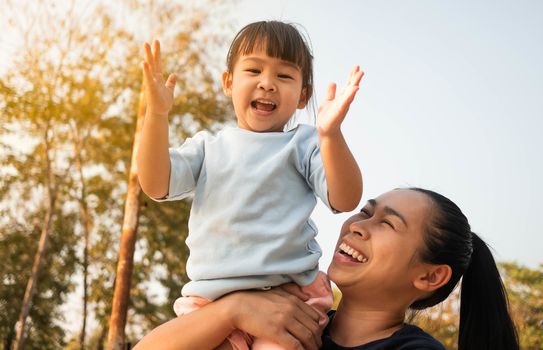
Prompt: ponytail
<box><xmin>406</xmin><ymin>188</ymin><xmax>519</xmax><ymax>350</ymax></box>
<box><xmin>459</xmin><ymin>233</ymin><xmax>518</xmax><ymax>350</ymax></box>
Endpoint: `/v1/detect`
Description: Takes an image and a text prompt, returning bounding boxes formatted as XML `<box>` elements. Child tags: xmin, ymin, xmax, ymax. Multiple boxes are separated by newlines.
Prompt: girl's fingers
<box><xmin>339</xmin><ymin>86</ymin><xmax>359</xmax><ymax>112</ymax></box>
<box><xmin>153</xmin><ymin>39</ymin><xmax>162</xmax><ymax>74</ymax></box>
<box><xmin>339</xmin><ymin>69</ymin><xmax>363</xmax><ymax>101</ymax></box>
<box><xmin>142</xmin><ymin>61</ymin><xmax>151</xmax><ymax>84</ymax></box>
<box><xmin>165</xmin><ymin>73</ymin><xmax>176</xmax><ymax>90</ymax></box>
<box><xmin>346</xmin><ymin>65</ymin><xmax>358</xmax><ymax>86</ymax></box>
<box><xmin>352</xmin><ymin>69</ymin><xmax>364</xmax><ymax>87</ymax></box>
<box><xmin>325</xmin><ymin>83</ymin><xmax>336</xmax><ymax>101</ymax></box>
<box><xmin>144</xmin><ymin>42</ymin><xmax>154</xmax><ymax>72</ymax></box>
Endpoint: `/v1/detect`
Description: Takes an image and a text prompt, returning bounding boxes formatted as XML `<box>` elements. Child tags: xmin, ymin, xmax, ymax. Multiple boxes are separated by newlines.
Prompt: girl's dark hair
<box><xmin>408</xmin><ymin>187</ymin><xmax>519</xmax><ymax>350</ymax></box>
<box><xmin>226</xmin><ymin>21</ymin><xmax>314</xmax><ymax>103</ymax></box>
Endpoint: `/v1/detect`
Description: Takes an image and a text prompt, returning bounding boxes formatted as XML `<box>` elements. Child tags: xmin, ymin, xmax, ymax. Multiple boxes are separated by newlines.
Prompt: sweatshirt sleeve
<box><xmin>300</xmin><ymin>127</ymin><xmax>336</xmax><ymax>212</ymax></box>
<box><xmin>153</xmin><ymin>131</ymin><xmax>206</xmax><ymax>202</ymax></box>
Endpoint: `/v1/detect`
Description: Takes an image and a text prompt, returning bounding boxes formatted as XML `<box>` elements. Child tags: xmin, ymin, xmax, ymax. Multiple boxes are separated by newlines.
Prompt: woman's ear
<box><xmin>221</xmin><ymin>71</ymin><xmax>232</xmax><ymax>97</ymax></box>
<box><xmin>413</xmin><ymin>264</ymin><xmax>452</xmax><ymax>293</ymax></box>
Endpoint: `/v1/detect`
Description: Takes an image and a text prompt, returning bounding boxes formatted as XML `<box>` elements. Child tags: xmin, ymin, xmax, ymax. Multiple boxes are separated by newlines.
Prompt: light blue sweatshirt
<box><xmin>156</xmin><ymin>124</ymin><xmax>332</xmax><ymax>300</ymax></box>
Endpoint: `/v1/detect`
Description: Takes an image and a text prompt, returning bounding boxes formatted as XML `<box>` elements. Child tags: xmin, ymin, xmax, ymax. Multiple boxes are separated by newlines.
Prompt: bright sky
<box><xmin>234</xmin><ymin>0</ymin><xmax>543</xmax><ymax>268</ymax></box>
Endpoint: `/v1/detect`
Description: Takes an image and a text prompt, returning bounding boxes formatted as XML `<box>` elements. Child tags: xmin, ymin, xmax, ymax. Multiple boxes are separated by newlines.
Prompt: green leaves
<box><xmin>1</xmin><ymin>1</ymin><xmax>234</xmax><ymax>348</ymax></box>
<box><xmin>409</xmin><ymin>263</ymin><xmax>543</xmax><ymax>349</ymax></box>
<box><xmin>501</xmin><ymin>262</ymin><xmax>543</xmax><ymax>349</ymax></box>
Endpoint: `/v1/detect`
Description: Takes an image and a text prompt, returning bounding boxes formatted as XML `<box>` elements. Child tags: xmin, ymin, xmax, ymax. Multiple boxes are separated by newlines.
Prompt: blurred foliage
<box><xmin>1</xmin><ymin>0</ymin><xmax>234</xmax><ymax>348</ymax></box>
<box><xmin>501</xmin><ymin>262</ymin><xmax>543</xmax><ymax>349</ymax></box>
<box><xmin>409</xmin><ymin>262</ymin><xmax>543</xmax><ymax>350</ymax></box>
<box><xmin>409</xmin><ymin>288</ymin><xmax>460</xmax><ymax>350</ymax></box>
<box><xmin>0</xmin><ymin>212</ymin><xmax>78</xmax><ymax>350</ymax></box>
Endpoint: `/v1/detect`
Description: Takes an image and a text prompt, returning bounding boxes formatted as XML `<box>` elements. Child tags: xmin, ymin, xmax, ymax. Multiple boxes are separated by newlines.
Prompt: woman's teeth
<box><xmin>339</xmin><ymin>242</ymin><xmax>368</xmax><ymax>263</ymax></box>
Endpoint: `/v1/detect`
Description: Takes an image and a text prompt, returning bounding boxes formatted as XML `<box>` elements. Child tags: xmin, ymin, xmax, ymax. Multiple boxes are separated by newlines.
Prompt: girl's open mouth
<box><xmin>251</xmin><ymin>99</ymin><xmax>277</xmax><ymax>112</ymax></box>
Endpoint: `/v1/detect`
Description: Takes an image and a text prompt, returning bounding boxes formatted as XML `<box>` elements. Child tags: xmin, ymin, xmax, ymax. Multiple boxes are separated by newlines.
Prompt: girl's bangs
<box><xmin>236</xmin><ymin>23</ymin><xmax>311</xmax><ymax>70</ymax></box>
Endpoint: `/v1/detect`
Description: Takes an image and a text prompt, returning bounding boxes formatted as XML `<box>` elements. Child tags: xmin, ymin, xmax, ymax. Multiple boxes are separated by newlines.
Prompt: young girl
<box><xmin>137</xmin><ymin>21</ymin><xmax>363</xmax><ymax>349</ymax></box>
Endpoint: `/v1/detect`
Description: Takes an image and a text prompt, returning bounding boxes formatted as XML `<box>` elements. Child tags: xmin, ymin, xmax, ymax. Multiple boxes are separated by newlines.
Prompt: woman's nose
<box><xmin>349</xmin><ymin>220</ymin><xmax>370</xmax><ymax>240</ymax></box>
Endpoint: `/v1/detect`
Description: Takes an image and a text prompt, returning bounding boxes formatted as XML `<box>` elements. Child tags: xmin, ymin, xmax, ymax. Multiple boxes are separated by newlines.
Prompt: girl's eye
<box><xmin>278</xmin><ymin>74</ymin><xmax>293</xmax><ymax>79</ymax></box>
<box><xmin>246</xmin><ymin>69</ymin><xmax>260</xmax><ymax>74</ymax></box>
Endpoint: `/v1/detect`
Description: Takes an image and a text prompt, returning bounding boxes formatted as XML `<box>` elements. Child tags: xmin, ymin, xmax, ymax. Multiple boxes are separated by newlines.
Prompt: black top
<box><xmin>321</xmin><ymin>311</ymin><xmax>446</xmax><ymax>350</ymax></box>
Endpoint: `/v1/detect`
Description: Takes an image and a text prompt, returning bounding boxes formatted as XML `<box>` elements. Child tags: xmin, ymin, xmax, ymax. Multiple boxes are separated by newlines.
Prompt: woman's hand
<box><xmin>142</xmin><ymin>40</ymin><xmax>176</xmax><ymax>117</ymax></box>
<box><xmin>224</xmin><ymin>288</ymin><xmax>323</xmax><ymax>350</ymax></box>
<box><xmin>317</xmin><ymin>66</ymin><xmax>364</xmax><ymax>137</ymax></box>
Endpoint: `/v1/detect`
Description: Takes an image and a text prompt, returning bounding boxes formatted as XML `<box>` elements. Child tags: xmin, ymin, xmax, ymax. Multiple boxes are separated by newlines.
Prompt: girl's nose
<box><xmin>349</xmin><ymin>220</ymin><xmax>370</xmax><ymax>240</ymax></box>
<box><xmin>257</xmin><ymin>76</ymin><xmax>276</xmax><ymax>92</ymax></box>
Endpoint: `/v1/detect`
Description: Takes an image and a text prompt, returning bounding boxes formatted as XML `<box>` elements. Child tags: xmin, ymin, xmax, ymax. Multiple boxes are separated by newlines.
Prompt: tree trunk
<box><xmin>106</xmin><ymin>84</ymin><xmax>146</xmax><ymax>350</ymax></box>
<box><xmin>72</xmin><ymin>124</ymin><xmax>91</xmax><ymax>350</ymax></box>
<box><xmin>97</xmin><ymin>326</ymin><xmax>107</xmax><ymax>350</ymax></box>
<box><xmin>4</xmin><ymin>332</ymin><xmax>13</xmax><ymax>350</ymax></box>
<box><xmin>13</xmin><ymin>126</ymin><xmax>57</xmax><ymax>350</ymax></box>
<box><xmin>80</xmin><ymin>216</ymin><xmax>89</xmax><ymax>350</ymax></box>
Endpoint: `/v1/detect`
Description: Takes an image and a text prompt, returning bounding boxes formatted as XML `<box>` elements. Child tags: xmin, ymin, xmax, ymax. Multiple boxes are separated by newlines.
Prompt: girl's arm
<box><xmin>317</xmin><ymin>66</ymin><xmax>364</xmax><ymax>212</ymax></box>
<box><xmin>137</xmin><ymin>40</ymin><xmax>177</xmax><ymax>199</ymax></box>
<box><xmin>132</xmin><ymin>288</ymin><xmax>322</xmax><ymax>350</ymax></box>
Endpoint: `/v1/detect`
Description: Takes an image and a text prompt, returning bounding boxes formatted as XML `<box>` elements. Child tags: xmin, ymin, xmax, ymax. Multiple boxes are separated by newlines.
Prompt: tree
<box><xmin>0</xmin><ymin>2</ymin><xmax>132</xmax><ymax>347</ymax></box>
<box><xmin>409</xmin><ymin>263</ymin><xmax>543</xmax><ymax>349</ymax></box>
<box><xmin>106</xmin><ymin>85</ymin><xmax>145</xmax><ymax>350</ymax></box>
<box><xmin>1</xmin><ymin>23</ymin><xmax>79</xmax><ymax>347</ymax></box>
<box><xmin>0</xmin><ymin>210</ymin><xmax>79</xmax><ymax>350</ymax></box>
<box><xmin>501</xmin><ymin>262</ymin><xmax>543</xmax><ymax>349</ymax></box>
<box><xmin>1</xmin><ymin>1</ymin><xmax>234</xmax><ymax>348</ymax></box>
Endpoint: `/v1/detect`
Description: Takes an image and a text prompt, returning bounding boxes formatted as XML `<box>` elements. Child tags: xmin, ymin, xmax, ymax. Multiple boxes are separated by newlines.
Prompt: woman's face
<box><xmin>328</xmin><ymin>189</ymin><xmax>433</xmax><ymax>303</ymax></box>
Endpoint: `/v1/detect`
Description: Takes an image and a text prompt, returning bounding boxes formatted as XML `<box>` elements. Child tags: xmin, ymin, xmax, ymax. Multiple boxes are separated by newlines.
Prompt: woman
<box><xmin>134</xmin><ymin>188</ymin><xmax>519</xmax><ymax>350</ymax></box>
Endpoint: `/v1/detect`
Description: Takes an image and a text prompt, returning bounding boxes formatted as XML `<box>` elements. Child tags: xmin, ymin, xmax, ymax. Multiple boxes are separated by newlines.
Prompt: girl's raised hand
<box><xmin>142</xmin><ymin>40</ymin><xmax>176</xmax><ymax>117</ymax></box>
<box><xmin>317</xmin><ymin>66</ymin><xmax>364</xmax><ymax>137</ymax></box>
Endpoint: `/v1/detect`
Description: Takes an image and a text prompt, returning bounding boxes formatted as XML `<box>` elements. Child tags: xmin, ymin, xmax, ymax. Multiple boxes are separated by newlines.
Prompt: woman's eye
<box><xmin>360</xmin><ymin>209</ymin><xmax>371</xmax><ymax>217</ymax></box>
<box><xmin>382</xmin><ymin>220</ymin><xmax>395</xmax><ymax>229</ymax></box>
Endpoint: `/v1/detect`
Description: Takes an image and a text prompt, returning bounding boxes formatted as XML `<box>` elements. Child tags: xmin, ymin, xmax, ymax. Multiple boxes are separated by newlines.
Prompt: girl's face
<box><xmin>222</xmin><ymin>47</ymin><xmax>308</xmax><ymax>132</ymax></box>
<box><xmin>328</xmin><ymin>189</ymin><xmax>433</xmax><ymax>305</ymax></box>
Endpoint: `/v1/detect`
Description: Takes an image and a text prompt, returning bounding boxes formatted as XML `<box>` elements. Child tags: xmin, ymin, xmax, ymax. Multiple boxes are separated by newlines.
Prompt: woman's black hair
<box><xmin>225</xmin><ymin>20</ymin><xmax>314</xmax><ymax>104</ymax></box>
<box><xmin>408</xmin><ymin>187</ymin><xmax>519</xmax><ymax>350</ymax></box>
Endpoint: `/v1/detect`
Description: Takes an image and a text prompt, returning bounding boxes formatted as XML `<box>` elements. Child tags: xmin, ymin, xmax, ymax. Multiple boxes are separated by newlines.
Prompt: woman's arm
<box><xmin>132</xmin><ymin>288</ymin><xmax>323</xmax><ymax>350</ymax></box>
